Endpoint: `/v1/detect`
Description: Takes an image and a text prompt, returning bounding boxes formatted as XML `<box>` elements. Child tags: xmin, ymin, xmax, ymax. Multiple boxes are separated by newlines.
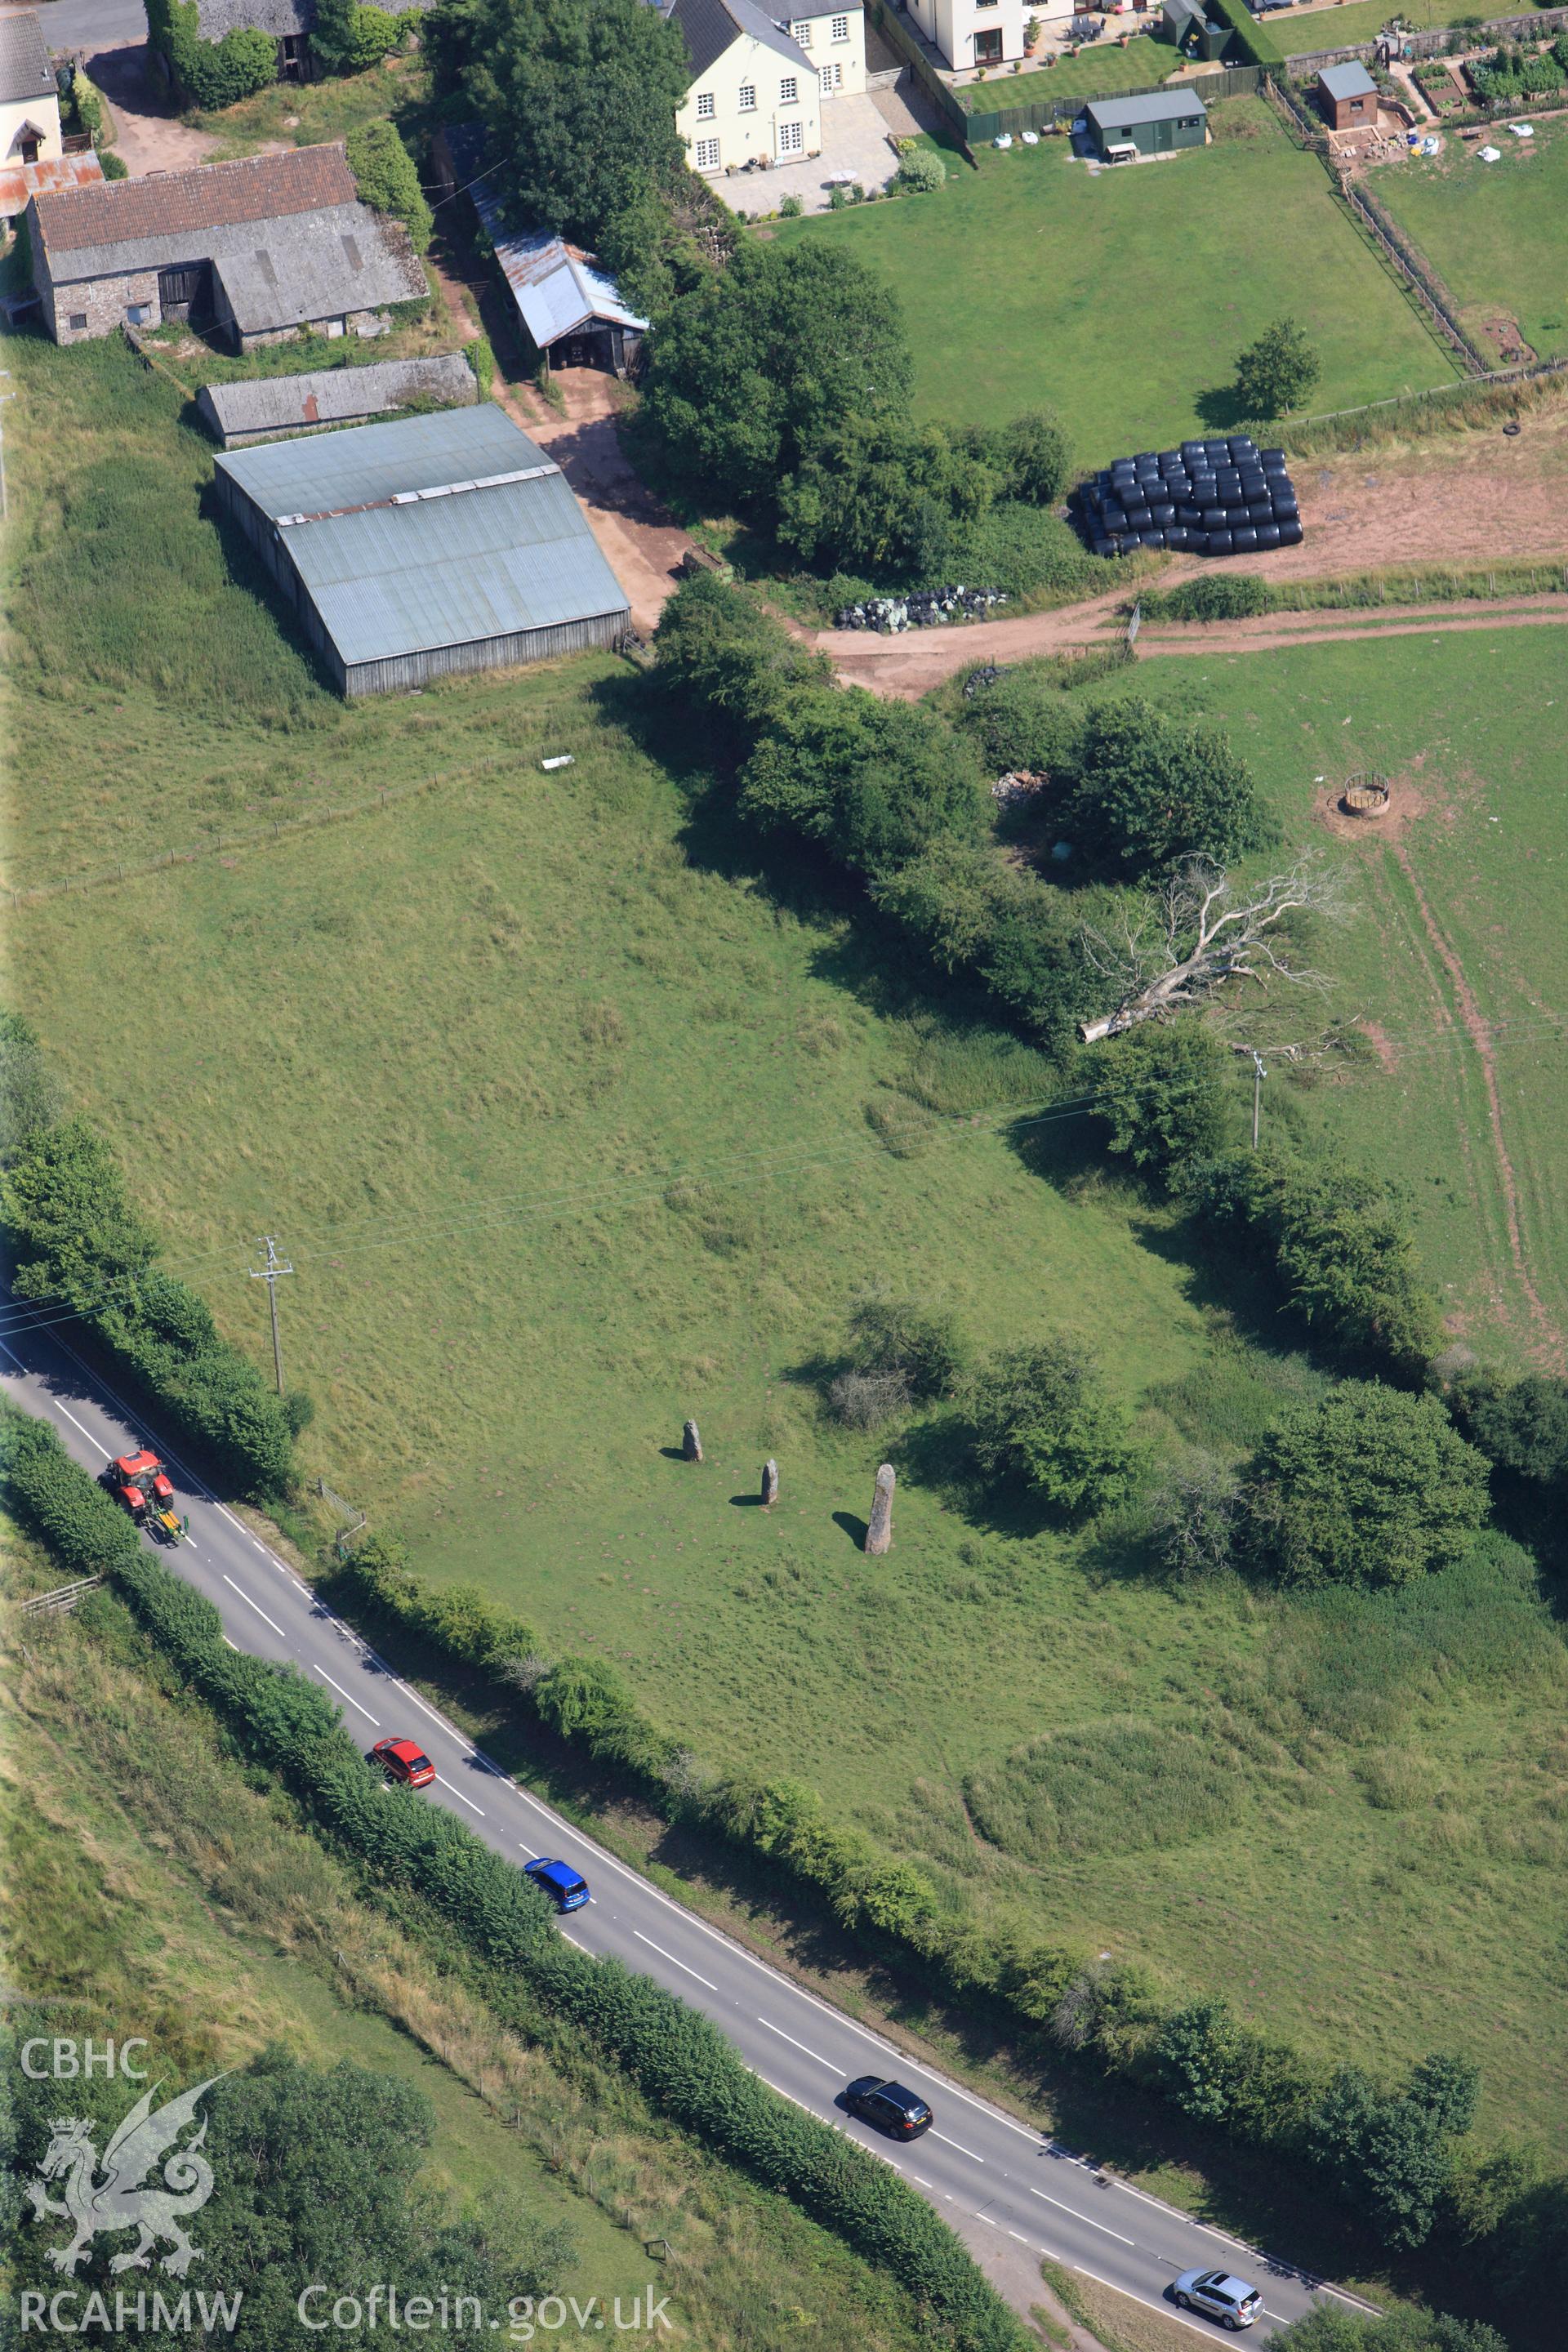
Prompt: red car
<box><xmin>372</xmin><ymin>1737</ymin><xmax>435</xmax><ymax>1788</ymax></box>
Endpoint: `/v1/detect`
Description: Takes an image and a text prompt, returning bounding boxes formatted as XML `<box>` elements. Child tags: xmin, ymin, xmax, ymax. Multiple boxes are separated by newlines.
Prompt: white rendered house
<box><xmin>669</xmin><ymin>0</ymin><xmax>866</xmax><ymax>176</ymax></box>
<box><xmin>902</xmin><ymin>0</ymin><xmax>1027</xmax><ymax>72</ymax></box>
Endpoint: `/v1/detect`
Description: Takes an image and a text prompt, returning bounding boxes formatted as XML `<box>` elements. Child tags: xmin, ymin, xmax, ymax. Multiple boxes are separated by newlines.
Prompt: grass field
<box><xmin>189</xmin><ymin>54</ymin><xmax>427</xmax><ymax>161</ymax></box>
<box><xmin>3</xmin><ymin>1517</ymin><xmax>960</xmax><ymax>2352</ymax></box>
<box><xmin>1374</xmin><ymin>116</ymin><xmax>1568</xmax><ymax>364</ymax></box>
<box><xmin>769</xmin><ymin>99</ymin><xmax>1458</xmax><ymax>466</ymax></box>
<box><xmin>1096</xmin><ymin>622</ymin><xmax>1568</xmax><ymax>1366</ymax></box>
<box><xmin>7</xmin><ymin>337</ymin><xmax>1568</xmax><ymax>2169</ymax></box>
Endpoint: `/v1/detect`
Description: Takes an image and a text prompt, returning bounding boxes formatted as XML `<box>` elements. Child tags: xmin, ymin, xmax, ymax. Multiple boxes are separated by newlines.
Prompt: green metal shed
<box><xmin>1083</xmin><ymin>89</ymin><xmax>1209</xmax><ymax>161</ymax></box>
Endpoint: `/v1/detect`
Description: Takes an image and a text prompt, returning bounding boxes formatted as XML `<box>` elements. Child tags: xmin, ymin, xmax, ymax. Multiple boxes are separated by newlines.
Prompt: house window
<box><xmin>780</xmin><ymin>74</ymin><xmax>799</xmax><ymax>101</ymax></box>
<box><xmin>831</xmin><ymin>12</ymin><xmax>849</xmax><ymax>36</ymax></box>
<box><xmin>739</xmin><ymin>81</ymin><xmax>756</xmax><ymax>109</ymax></box>
<box><xmin>696</xmin><ymin>89</ymin><xmax>715</xmax><ymax>118</ymax></box>
<box><xmin>820</xmin><ymin>60</ymin><xmax>842</xmax><ymax>91</ymax></box>
<box><xmin>777</xmin><ymin>117</ymin><xmax>804</xmax><ymax>154</ymax></box>
<box><xmin>792</xmin><ymin>19</ymin><xmax>812</xmax><ymax>42</ymax></box>
<box><xmin>69</xmin><ymin>311</ymin><xmax>87</xmax><ymax>330</ymax></box>
<box><xmin>973</xmin><ymin>26</ymin><xmax>1002</xmax><ymax>60</ymax></box>
<box><xmin>694</xmin><ymin>136</ymin><xmax>721</xmax><ymax>170</ymax></box>
<box><xmin>1179</xmin><ymin>115</ymin><xmax>1200</xmax><ymax>128</ymax></box>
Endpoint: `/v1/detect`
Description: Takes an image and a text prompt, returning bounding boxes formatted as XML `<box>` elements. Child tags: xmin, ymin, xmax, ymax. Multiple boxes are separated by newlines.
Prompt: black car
<box><xmin>843</xmin><ymin>2076</ymin><xmax>933</xmax><ymax>2140</ymax></box>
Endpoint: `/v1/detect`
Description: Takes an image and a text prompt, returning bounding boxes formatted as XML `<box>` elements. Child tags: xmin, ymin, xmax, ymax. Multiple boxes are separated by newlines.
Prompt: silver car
<box><xmin>1172</xmin><ymin>2270</ymin><xmax>1262</xmax><ymax>2330</ymax></box>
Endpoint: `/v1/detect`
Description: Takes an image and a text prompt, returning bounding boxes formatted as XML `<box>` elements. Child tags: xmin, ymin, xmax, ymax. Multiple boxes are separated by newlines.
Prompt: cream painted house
<box><xmin>1</xmin><ymin>11</ymin><xmax>63</xmax><ymax>171</ymax></box>
<box><xmin>669</xmin><ymin>0</ymin><xmax>866</xmax><ymax>177</ymax></box>
<box><xmin>902</xmin><ymin>0</ymin><xmax>1027</xmax><ymax>74</ymax></box>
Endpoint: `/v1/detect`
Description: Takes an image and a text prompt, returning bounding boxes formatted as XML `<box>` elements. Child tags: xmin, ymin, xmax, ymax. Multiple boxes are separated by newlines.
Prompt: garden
<box><xmin>768</xmin><ymin>98</ymin><xmax>1459</xmax><ymax>468</ymax></box>
<box><xmin>1371</xmin><ymin>109</ymin><xmax>1568</xmax><ymax>363</ymax></box>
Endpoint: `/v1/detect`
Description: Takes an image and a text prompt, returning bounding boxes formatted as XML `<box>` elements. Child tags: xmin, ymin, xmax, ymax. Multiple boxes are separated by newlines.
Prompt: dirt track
<box><xmin>813</xmin><ymin>400</ymin><xmax>1568</xmax><ymax>693</ymax></box>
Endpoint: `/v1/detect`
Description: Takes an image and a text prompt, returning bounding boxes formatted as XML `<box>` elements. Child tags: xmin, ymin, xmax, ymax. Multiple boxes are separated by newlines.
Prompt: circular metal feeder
<box><xmin>1340</xmin><ymin>772</ymin><xmax>1391</xmax><ymax>819</ymax></box>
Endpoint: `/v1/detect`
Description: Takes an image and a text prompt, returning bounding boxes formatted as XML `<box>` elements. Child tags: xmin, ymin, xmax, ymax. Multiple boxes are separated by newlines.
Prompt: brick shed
<box><xmin>1316</xmin><ymin>61</ymin><xmax>1379</xmax><ymax>131</ymax></box>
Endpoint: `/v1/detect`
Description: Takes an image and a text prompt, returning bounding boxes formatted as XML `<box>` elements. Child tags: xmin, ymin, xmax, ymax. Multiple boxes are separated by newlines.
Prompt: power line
<box><xmin>1</xmin><ymin>1006</ymin><xmax>1562</xmax><ymax>1348</ymax></box>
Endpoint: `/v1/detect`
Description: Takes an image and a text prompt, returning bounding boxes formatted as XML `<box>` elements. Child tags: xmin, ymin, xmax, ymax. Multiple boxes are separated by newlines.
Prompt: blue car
<box><xmin>523</xmin><ymin>1857</ymin><xmax>590</xmax><ymax>1912</ymax></box>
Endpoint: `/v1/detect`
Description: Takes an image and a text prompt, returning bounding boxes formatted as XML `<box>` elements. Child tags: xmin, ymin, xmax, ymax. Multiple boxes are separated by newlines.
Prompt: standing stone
<box><xmin>682</xmin><ymin>1419</ymin><xmax>703</xmax><ymax>1463</ymax></box>
<box><xmin>865</xmin><ymin>1463</ymin><xmax>895</xmax><ymax>1556</ymax></box>
<box><xmin>760</xmin><ymin>1459</ymin><xmax>779</xmax><ymax>1508</ymax></box>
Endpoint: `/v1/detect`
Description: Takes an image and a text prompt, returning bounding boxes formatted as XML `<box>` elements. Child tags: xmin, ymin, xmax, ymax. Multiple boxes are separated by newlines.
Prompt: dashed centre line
<box><xmin>630</xmin><ymin>1929</ymin><xmax>718</xmax><ymax>1993</ymax></box>
<box><xmin>221</xmin><ymin>1573</ymin><xmax>286</xmax><ymax>1639</ymax></box>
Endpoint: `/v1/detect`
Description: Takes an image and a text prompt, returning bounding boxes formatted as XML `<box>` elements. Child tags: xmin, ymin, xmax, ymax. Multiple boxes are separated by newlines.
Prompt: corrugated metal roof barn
<box><xmin>213</xmin><ymin>403</ymin><xmax>631</xmax><ymax>696</ymax></box>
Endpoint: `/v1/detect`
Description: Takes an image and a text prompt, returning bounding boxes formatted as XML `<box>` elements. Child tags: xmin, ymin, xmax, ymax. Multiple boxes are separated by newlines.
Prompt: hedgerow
<box><xmin>2</xmin><ymin>1107</ymin><xmax>302</xmax><ymax>1499</ymax></box>
<box><xmin>4</xmin><ymin>1435</ymin><xmax>1022</xmax><ymax>2352</ymax></box>
<box><xmin>345</xmin><ymin>119</ymin><xmax>433</xmax><ymax>256</ymax></box>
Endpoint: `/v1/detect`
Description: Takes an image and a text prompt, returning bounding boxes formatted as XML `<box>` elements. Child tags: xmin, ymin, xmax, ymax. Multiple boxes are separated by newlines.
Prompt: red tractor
<box><xmin>105</xmin><ymin>1450</ymin><xmax>184</xmax><ymax>1544</ymax></box>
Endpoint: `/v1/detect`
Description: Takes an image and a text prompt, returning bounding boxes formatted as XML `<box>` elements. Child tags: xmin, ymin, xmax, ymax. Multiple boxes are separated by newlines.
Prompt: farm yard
<box><xmin>8</xmin><ymin>330</ymin><xmax>1568</xmax><ymax>2186</ymax></box>
<box><xmin>768</xmin><ymin>99</ymin><xmax>1459</xmax><ymax>468</ymax></box>
<box><xmin>1372</xmin><ymin>113</ymin><xmax>1568</xmax><ymax>365</ymax></box>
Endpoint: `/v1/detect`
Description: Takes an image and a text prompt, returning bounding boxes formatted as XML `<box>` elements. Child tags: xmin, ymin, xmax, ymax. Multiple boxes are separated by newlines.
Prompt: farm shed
<box><xmin>212</xmin><ymin>403</ymin><xmax>632</xmax><ymax>696</ymax></box>
<box><xmin>434</xmin><ymin>123</ymin><xmax>647</xmax><ymax>376</ymax></box>
<box><xmin>26</xmin><ymin>143</ymin><xmax>425</xmax><ymax>348</ymax></box>
<box><xmin>1083</xmin><ymin>90</ymin><xmax>1208</xmax><ymax>162</ymax></box>
<box><xmin>196</xmin><ymin>353</ymin><xmax>477</xmax><ymax>447</ymax></box>
<box><xmin>1316</xmin><ymin>61</ymin><xmax>1379</xmax><ymax>130</ymax></box>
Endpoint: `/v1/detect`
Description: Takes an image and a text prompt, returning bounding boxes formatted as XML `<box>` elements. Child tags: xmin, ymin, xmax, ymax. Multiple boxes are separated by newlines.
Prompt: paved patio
<box><xmin>720</xmin><ymin>91</ymin><xmax>906</xmax><ymax>217</ymax></box>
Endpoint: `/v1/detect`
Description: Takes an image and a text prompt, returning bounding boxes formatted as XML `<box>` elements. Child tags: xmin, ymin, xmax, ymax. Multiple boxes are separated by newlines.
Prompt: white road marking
<box><xmin>1074</xmin><ymin>2267</ymin><xmax>1218</xmax><ymax>2341</ymax></box>
<box><xmin>222</xmin><ymin>1637</ymin><xmax>241</xmax><ymax>1651</ymax></box>
<box><xmin>1030</xmin><ymin>2185</ymin><xmax>1136</xmax><ymax>2245</ymax></box>
<box><xmin>516</xmin><ymin>1840</ymin><xmax>539</xmax><ymax>1859</ymax></box>
<box><xmin>756</xmin><ymin>2016</ymin><xmax>840</xmax><ymax>2071</ymax></box>
<box><xmin>932</xmin><ymin>2130</ymin><xmax>985</xmax><ymax>2163</ymax></box>
<box><xmin>434</xmin><ymin>1773</ymin><xmax>485</xmax><ymax>1816</ymax></box>
<box><xmin>910</xmin><ymin>2175</ymin><xmax>933</xmax><ymax>2189</ymax></box>
<box><xmin>221</xmin><ymin>1573</ymin><xmax>286</xmax><ymax>1639</ymax></box>
<box><xmin>560</xmin><ymin>1931</ymin><xmax>593</xmax><ymax>1953</ymax></box>
<box><xmin>972</xmin><ymin>2210</ymin><xmax>1000</xmax><ymax>2226</ymax></box>
<box><xmin>313</xmin><ymin>1664</ymin><xmax>380</xmax><ymax>1726</ymax></box>
<box><xmin>630</xmin><ymin>1930</ymin><xmax>718</xmax><ymax>1993</ymax></box>
<box><xmin>1008</xmin><ymin>2230</ymin><xmax>1032</xmax><ymax>2245</ymax></box>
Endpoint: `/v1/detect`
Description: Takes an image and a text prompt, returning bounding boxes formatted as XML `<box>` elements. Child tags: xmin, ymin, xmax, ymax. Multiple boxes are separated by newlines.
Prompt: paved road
<box><xmin>1</xmin><ymin>1307</ymin><xmax>1365</xmax><ymax>2341</ymax></box>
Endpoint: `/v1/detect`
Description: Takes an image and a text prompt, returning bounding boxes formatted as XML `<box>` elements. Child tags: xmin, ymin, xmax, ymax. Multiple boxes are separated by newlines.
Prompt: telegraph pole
<box><xmin>249</xmin><ymin>1236</ymin><xmax>293</xmax><ymax>1394</ymax></box>
<box><xmin>1250</xmin><ymin>1051</ymin><xmax>1267</xmax><ymax>1149</ymax></box>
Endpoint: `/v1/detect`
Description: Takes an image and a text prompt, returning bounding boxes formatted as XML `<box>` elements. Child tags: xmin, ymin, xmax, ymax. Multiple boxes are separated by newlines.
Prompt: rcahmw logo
<box><xmin>20</xmin><ymin>2051</ymin><xmax>242</xmax><ymax>2333</ymax></box>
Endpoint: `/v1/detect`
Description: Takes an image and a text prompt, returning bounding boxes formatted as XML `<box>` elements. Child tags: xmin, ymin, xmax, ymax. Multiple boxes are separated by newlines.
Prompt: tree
<box><xmin>1147</xmin><ymin>1452</ymin><xmax>1242</xmax><ymax>1581</ymax></box>
<box><xmin>1269</xmin><ymin>2309</ymin><xmax>1509</xmax><ymax>2352</ymax></box>
<box><xmin>1305</xmin><ymin>2054</ymin><xmax>1481</xmax><ymax>2248</ymax></box>
<box><xmin>653</xmin><ymin>571</ymin><xmax>829</xmax><ymax>734</ymax></box>
<box><xmin>777</xmin><ymin>415</ymin><xmax>998</xmax><ymax>575</ymax></box>
<box><xmin>635</xmin><ymin>242</ymin><xmax>913</xmax><ymax>512</ymax></box>
<box><xmin>456</xmin><ymin>0</ymin><xmax>690</xmax><ymax>288</ymax></box>
<box><xmin>1094</xmin><ymin>1019</ymin><xmax>1231</xmax><ymax>1179</ymax></box>
<box><xmin>1154</xmin><ymin>1999</ymin><xmax>1313</xmax><ymax>2140</ymax></box>
<box><xmin>963</xmin><ymin>1343</ymin><xmax>1137</xmax><ymax>1511</ymax></box>
<box><xmin>1049</xmin><ymin>1958</ymin><xmax>1160</xmax><ymax>2065</ymax></box>
<box><xmin>847</xmin><ymin>1296</ymin><xmax>966</xmax><ymax>1399</ymax></box>
<box><xmin>738</xmin><ymin>684</ymin><xmax>985</xmax><ymax>875</ymax></box>
<box><xmin>1234</xmin><ymin>315</ymin><xmax>1321</xmax><ymax>418</ymax></box>
<box><xmin>1241</xmin><ymin>1382</ymin><xmax>1490</xmax><ymax>1591</ymax></box>
<box><xmin>1446</xmin><ymin>1367</ymin><xmax>1568</xmax><ymax>1486</ymax></box>
<box><xmin>963</xmin><ymin>410</ymin><xmax>1071</xmax><ymax>506</ymax></box>
<box><xmin>1067</xmin><ymin>698</ymin><xmax>1272</xmax><ymax>878</ymax></box>
<box><xmin>1077</xmin><ymin>856</ymin><xmax>1344</xmax><ymax>1043</ymax></box>
<box><xmin>11</xmin><ymin>2050</ymin><xmax>572</xmax><ymax>2341</ymax></box>
<box><xmin>957</xmin><ymin>666</ymin><xmax>1086</xmax><ymax>780</ymax></box>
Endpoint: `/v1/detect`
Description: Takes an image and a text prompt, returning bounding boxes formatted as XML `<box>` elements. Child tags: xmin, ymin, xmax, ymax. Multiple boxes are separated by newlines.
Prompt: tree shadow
<box><xmin>1194</xmin><ymin>382</ymin><xmax>1254</xmax><ymax>432</ymax></box>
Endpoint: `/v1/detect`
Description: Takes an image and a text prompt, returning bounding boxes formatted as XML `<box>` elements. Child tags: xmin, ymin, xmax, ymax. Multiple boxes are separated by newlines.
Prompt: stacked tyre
<box><xmin>1083</xmin><ymin>438</ymin><xmax>1303</xmax><ymax>559</ymax></box>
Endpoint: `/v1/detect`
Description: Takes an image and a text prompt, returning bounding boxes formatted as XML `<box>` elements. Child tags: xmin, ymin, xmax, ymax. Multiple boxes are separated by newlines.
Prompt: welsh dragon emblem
<box><xmin>24</xmin><ymin>2076</ymin><xmax>225</xmax><ymax>2278</ymax></box>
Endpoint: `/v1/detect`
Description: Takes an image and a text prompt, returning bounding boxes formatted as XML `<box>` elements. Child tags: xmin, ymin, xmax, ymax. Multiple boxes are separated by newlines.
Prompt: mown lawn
<box><xmin>768</xmin><ymin>99</ymin><xmax>1459</xmax><ymax>467</ymax></box>
<box><xmin>7</xmin><ymin>337</ymin><xmax>1568</xmax><ymax>2163</ymax></box>
<box><xmin>1374</xmin><ymin>115</ymin><xmax>1568</xmax><ymax>363</ymax></box>
<box><xmin>1275</xmin><ymin>0</ymin><xmax>1557</xmax><ymax>52</ymax></box>
<box><xmin>956</xmin><ymin>38</ymin><xmax>1169</xmax><ymax>110</ymax></box>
